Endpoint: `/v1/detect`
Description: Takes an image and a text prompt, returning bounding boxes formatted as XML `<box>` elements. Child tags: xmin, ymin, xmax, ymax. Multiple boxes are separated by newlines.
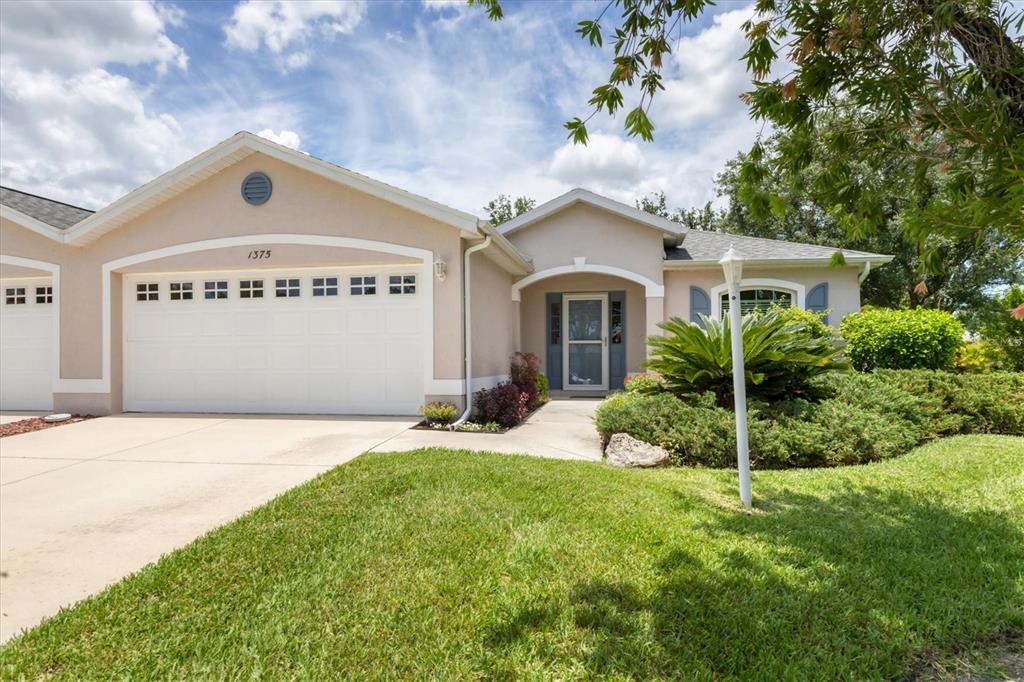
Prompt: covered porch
<box><xmin>515</xmin><ymin>271</ymin><xmax>664</xmax><ymax>393</ymax></box>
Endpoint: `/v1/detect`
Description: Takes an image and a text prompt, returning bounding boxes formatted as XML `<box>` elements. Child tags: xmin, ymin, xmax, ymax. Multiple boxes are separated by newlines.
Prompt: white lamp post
<box><xmin>719</xmin><ymin>247</ymin><xmax>752</xmax><ymax>509</ymax></box>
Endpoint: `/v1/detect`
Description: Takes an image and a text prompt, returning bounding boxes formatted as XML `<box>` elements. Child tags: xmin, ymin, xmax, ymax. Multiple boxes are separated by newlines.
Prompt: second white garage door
<box><xmin>1</xmin><ymin>277</ymin><xmax>56</xmax><ymax>411</ymax></box>
<box><xmin>123</xmin><ymin>267</ymin><xmax>425</xmax><ymax>415</ymax></box>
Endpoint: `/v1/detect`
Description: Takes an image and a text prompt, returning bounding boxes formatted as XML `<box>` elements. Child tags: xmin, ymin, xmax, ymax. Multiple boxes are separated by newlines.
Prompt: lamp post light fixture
<box><xmin>719</xmin><ymin>246</ymin><xmax>752</xmax><ymax>509</ymax></box>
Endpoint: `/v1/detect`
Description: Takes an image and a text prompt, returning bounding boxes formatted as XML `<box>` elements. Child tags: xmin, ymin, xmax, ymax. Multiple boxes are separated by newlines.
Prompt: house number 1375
<box><xmin>248</xmin><ymin>249</ymin><xmax>271</xmax><ymax>260</ymax></box>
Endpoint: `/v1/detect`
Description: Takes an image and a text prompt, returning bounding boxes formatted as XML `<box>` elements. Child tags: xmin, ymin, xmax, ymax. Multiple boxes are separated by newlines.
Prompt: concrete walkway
<box><xmin>0</xmin><ymin>413</ymin><xmax>417</xmax><ymax>643</ymax></box>
<box><xmin>371</xmin><ymin>398</ymin><xmax>604</xmax><ymax>461</ymax></box>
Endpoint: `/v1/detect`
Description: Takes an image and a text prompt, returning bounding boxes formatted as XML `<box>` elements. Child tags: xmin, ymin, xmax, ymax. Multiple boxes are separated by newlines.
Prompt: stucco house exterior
<box><xmin>0</xmin><ymin>132</ymin><xmax>891</xmax><ymax>415</ymax></box>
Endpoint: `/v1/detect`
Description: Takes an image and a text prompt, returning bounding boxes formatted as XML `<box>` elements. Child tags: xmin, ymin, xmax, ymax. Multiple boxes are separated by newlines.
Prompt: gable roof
<box><xmin>60</xmin><ymin>131</ymin><xmax>482</xmax><ymax>246</ymax></box>
<box><xmin>497</xmin><ymin>188</ymin><xmax>683</xmax><ymax>237</ymax></box>
<box><xmin>0</xmin><ymin>186</ymin><xmax>94</xmax><ymax>229</ymax></box>
<box><xmin>666</xmin><ymin>229</ymin><xmax>892</xmax><ymax>266</ymax></box>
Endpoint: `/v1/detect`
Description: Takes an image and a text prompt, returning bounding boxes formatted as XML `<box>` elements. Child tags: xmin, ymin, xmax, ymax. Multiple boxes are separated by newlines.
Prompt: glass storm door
<box><xmin>563</xmin><ymin>294</ymin><xmax>608</xmax><ymax>390</ymax></box>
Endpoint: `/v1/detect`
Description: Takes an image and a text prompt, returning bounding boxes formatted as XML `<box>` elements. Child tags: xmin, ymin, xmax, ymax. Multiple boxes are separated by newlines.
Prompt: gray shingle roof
<box><xmin>0</xmin><ymin>186</ymin><xmax>94</xmax><ymax>229</ymax></box>
<box><xmin>666</xmin><ymin>229</ymin><xmax>888</xmax><ymax>263</ymax></box>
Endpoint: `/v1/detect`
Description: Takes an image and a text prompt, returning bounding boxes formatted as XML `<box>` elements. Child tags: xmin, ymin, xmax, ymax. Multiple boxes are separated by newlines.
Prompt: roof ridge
<box><xmin>0</xmin><ymin>185</ymin><xmax>96</xmax><ymax>214</ymax></box>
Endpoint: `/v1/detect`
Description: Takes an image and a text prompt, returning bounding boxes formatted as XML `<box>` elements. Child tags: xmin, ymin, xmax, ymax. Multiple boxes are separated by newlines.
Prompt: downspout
<box><xmin>858</xmin><ymin>260</ymin><xmax>872</xmax><ymax>283</ymax></box>
<box><xmin>452</xmin><ymin>236</ymin><xmax>492</xmax><ymax>427</ymax></box>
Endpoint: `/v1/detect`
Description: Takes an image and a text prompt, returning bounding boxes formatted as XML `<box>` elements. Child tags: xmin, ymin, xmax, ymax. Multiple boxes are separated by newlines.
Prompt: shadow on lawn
<box><xmin>484</xmin><ymin>485</ymin><xmax>1024</xmax><ymax>679</ymax></box>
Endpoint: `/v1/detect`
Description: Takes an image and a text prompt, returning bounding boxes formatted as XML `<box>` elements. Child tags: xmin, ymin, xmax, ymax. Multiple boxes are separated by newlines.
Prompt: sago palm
<box><xmin>645</xmin><ymin>310</ymin><xmax>848</xmax><ymax>406</ymax></box>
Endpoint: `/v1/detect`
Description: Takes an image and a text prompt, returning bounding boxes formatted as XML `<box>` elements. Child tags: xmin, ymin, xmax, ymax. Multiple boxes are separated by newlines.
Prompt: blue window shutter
<box><xmin>609</xmin><ymin>291</ymin><xmax>626</xmax><ymax>390</ymax></box>
<box><xmin>690</xmin><ymin>286</ymin><xmax>711</xmax><ymax>327</ymax></box>
<box><xmin>807</xmin><ymin>282</ymin><xmax>829</xmax><ymax>324</ymax></box>
<box><xmin>546</xmin><ymin>292</ymin><xmax>563</xmax><ymax>390</ymax></box>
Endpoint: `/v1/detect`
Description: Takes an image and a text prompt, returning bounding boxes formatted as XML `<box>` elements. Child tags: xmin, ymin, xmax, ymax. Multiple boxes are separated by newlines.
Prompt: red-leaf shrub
<box><xmin>473</xmin><ymin>382</ymin><xmax>530</xmax><ymax>428</ymax></box>
<box><xmin>510</xmin><ymin>352</ymin><xmax>543</xmax><ymax>409</ymax></box>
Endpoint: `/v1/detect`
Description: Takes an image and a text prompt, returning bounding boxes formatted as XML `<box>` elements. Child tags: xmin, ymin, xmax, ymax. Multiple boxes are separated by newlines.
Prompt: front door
<box><xmin>563</xmin><ymin>294</ymin><xmax>608</xmax><ymax>391</ymax></box>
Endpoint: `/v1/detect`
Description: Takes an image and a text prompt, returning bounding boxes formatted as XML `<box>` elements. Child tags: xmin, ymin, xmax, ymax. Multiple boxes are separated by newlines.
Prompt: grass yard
<box><xmin>2</xmin><ymin>435</ymin><xmax>1022</xmax><ymax>680</ymax></box>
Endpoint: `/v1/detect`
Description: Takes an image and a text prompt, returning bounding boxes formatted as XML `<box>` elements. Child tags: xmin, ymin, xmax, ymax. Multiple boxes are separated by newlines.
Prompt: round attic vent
<box><xmin>241</xmin><ymin>172</ymin><xmax>272</xmax><ymax>205</ymax></box>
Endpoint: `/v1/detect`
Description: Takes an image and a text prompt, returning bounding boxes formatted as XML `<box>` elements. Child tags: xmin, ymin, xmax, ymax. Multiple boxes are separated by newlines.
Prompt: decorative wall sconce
<box><xmin>434</xmin><ymin>259</ymin><xmax>447</xmax><ymax>281</ymax></box>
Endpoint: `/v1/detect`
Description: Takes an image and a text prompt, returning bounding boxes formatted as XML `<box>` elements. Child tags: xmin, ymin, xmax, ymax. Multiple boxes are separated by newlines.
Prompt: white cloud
<box><xmin>0</xmin><ymin>0</ymin><xmax>187</xmax><ymax>76</ymax></box>
<box><xmin>224</xmin><ymin>1</ymin><xmax>366</xmax><ymax>71</ymax></box>
<box><xmin>656</xmin><ymin>6</ymin><xmax>758</xmax><ymax>129</ymax></box>
<box><xmin>256</xmin><ymin>128</ymin><xmax>302</xmax><ymax>150</ymax></box>
<box><xmin>0</xmin><ymin>68</ymin><xmax>186</xmax><ymax>208</ymax></box>
<box><xmin>548</xmin><ymin>134</ymin><xmax>647</xmax><ymax>195</ymax></box>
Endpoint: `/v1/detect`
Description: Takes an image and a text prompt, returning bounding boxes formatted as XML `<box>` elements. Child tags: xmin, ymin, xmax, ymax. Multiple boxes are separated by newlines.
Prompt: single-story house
<box><xmin>0</xmin><ymin>132</ymin><xmax>891</xmax><ymax>415</ymax></box>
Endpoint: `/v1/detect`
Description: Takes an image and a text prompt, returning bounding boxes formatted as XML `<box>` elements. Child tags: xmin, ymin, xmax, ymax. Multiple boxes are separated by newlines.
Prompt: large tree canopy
<box><xmin>471</xmin><ymin>0</ymin><xmax>1024</xmax><ymax>249</ymax></box>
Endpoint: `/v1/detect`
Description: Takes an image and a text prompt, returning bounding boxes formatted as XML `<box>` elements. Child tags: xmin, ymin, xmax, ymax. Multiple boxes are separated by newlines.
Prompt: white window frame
<box><xmin>275</xmin><ymin>277</ymin><xmax>301</xmax><ymax>298</ymax></box>
<box><xmin>5</xmin><ymin>287</ymin><xmax>26</xmax><ymax>305</ymax></box>
<box><xmin>710</xmin><ymin>278</ymin><xmax>806</xmax><ymax>319</ymax></box>
<box><xmin>388</xmin><ymin>274</ymin><xmax>417</xmax><ymax>295</ymax></box>
<box><xmin>239</xmin><ymin>279</ymin><xmax>265</xmax><ymax>299</ymax></box>
<box><xmin>349</xmin><ymin>275</ymin><xmax>376</xmax><ymax>296</ymax></box>
<box><xmin>169</xmin><ymin>282</ymin><xmax>193</xmax><ymax>301</ymax></box>
<box><xmin>136</xmin><ymin>282</ymin><xmax>159</xmax><ymax>302</ymax></box>
<box><xmin>312</xmin><ymin>276</ymin><xmax>339</xmax><ymax>297</ymax></box>
<box><xmin>204</xmin><ymin>280</ymin><xmax>229</xmax><ymax>300</ymax></box>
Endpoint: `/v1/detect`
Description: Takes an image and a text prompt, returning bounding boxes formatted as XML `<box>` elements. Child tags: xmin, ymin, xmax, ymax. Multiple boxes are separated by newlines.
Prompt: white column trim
<box><xmin>59</xmin><ymin>234</ymin><xmax>437</xmax><ymax>397</ymax></box>
<box><xmin>0</xmin><ymin>254</ymin><xmax>61</xmax><ymax>395</ymax></box>
<box><xmin>511</xmin><ymin>263</ymin><xmax>664</xmax><ymax>301</ymax></box>
<box><xmin>709</xmin><ymin>278</ymin><xmax>807</xmax><ymax>319</ymax></box>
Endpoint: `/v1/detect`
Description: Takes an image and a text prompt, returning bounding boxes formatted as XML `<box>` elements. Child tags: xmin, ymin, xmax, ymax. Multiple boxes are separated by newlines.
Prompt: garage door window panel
<box><xmin>136</xmin><ymin>283</ymin><xmax>159</xmax><ymax>302</ymax></box>
<box><xmin>388</xmin><ymin>274</ymin><xmax>416</xmax><ymax>295</ymax></box>
<box><xmin>5</xmin><ymin>287</ymin><xmax>26</xmax><ymax>304</ymax></box>
<box><xmin>350</xmin><ymin>276</ymin><xmax>376</xmax><ymax>296</ymax></box>
<box><xmin>240</xmin><ymin>279</ymin><xmax>265</xmax><ymax>299</ymax></box>
<box><xmin>35</xmin><ymin>286</ymin><xmax>53</xmax><ymax>304</ymax></box>
<box><xmin>205</xmin><ymin>281</ymin><xmax>228</xmax><ymax>300</ymax></box>
<box><xmin>313</xmin><ymin>277</ymin><xmax>338</xmax><ymax>297</ymax></box>
<box><xmin>170</xmin><ymin>282</ymin><xmax>193</xmax><ymax>301</ymax></box>
<box><xmin>276</xmin><ymin>278</ymin><xmax>301</xmax><ymax>298</ymax></box>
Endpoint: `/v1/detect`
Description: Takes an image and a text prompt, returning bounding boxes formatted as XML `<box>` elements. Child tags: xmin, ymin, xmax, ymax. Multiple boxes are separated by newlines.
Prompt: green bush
<box><xmin>956</xmin><ymin>340</ymin><xmax>1007</xmax><ymax>373</ymax></box>
<box><xmin>535</xmin><ymin>372</ymin><xmax>550</xmax><ymax>403</ymax></box>
<box><xmin>595</xmin><ymin>370</ymin><xmax>1023</xmax><ymax>469</ymax></box>
<box><xmin>980</xmin><ymin>286</ymin><xmax>1024</xmax><ymax>371</ymax></box>
<box><xmin>773</xmin><ymin>305</ymin><xmax>833</xmax><ymax>339</ymax></box>
<box><xmin>420</xmin><ymin>402</ymin><xmax>459</xmax><ymax>425</ymax></box>
<box><xmin>646</xmin><ymin>309</ymin><xmax>848</xmax><ymax>406</ymax></box>
<box><xmin>623</xmin><ymin>372</ymin><xmax>665</xmax><ymax>394</ymax></box>
<box><xmin>840</xmin><ymin>307</ymin><xmax>963</xmax><ymax>371</ymax></box>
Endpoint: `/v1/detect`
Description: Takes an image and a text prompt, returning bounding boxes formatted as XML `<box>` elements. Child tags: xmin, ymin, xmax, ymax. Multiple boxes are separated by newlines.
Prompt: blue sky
<box><xmin>0</xmin><ymin>0</ymin><xmax>766</xmax><ymax>216</ymax></box>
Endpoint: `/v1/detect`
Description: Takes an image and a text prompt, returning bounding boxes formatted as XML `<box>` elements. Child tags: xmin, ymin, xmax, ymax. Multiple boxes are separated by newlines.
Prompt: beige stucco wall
<box><xmin>520</xmin><ymin>273</ymin><xmax>647</xmax><ymax>380</ymax></box>
<box><xmin>469</xmin><ymin>248</ymin><xmax>516</xmax><ymax>380</ymax></box>
<box><xmin>507</xmin><ymin>203</ymin><xmax>664</xmax><ymax>284</ymax></box>
<box><xmin>0</xmin><ymin>152</ymin><xmax>470</xmax><ymax>413</ymax></box>
<box><xmin>664</xmin><ymin>265</ymin><xmax>864</xmax><ymax>325</ymax></box>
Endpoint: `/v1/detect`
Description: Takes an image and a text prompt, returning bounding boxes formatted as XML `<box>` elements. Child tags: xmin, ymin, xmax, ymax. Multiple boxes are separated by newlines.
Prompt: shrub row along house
<box><xmin>0</xmin><ymin>132</ymin><xmax>892</xmax><ymax>415</ymax></box>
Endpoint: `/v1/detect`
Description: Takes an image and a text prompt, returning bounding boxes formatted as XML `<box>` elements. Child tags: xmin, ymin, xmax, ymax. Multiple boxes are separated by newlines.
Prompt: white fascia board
<box><xmin>498</xmin><ymin>188</ymin><xmax>684</xmax><ymax>237</ymax></box>
<box><xmin>64</xmin><ymin>131</ymin><xmax>481</xmax><ymax>246</ymax></box>
<box><xmin>476</xmin><ymin>221</ymin><xmax>533</xmax><ymax>275</ymax></box>
<box><xmin>662</xmin><ymin>254</ymin><xmax>894</xmax><ymax>270</ymax></box>
<box><xmin>0</xmin><ymin>205</ymin><xmax>66</xmax><ymax>243</ymax></box>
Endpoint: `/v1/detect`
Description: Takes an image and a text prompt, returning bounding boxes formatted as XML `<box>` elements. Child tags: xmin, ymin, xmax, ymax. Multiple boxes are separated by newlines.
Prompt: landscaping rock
<box><xmin>605</xmin><ymin>433</ymin><xmax>671</xmax><ymax>468</ymax></box>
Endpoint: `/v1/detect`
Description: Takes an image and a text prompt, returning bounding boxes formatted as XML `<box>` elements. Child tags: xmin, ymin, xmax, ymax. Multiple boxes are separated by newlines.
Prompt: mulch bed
<box><xmin>0</xmin><ymin>415</ymin><xmax>93</xmax><ymax>439</ymax></box>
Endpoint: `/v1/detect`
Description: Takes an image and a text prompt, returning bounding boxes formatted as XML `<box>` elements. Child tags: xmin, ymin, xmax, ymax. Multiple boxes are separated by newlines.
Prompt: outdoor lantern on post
<box><xmin>719</xmin><ymin>246</ymin><xmax>752</xmax><ymax>509</ymax></box>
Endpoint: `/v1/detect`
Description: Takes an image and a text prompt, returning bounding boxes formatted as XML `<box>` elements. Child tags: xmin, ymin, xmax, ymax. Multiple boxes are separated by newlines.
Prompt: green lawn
<box><xmin>2</xmin><ymin>436</ymin><xmax>1022</xmax><ymax>680</ymax></box>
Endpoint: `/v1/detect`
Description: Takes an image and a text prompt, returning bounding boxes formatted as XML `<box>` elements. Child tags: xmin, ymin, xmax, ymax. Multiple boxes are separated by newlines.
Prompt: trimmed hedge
<box><xmin>595</xmin><ymin>370</ymin><xmax>1023</xmax><ymax>469</ymax></box>
<box><xmin>840</xmin><ymin>307</ymin><xmax>963</xmax><ymax>371</ymax></box>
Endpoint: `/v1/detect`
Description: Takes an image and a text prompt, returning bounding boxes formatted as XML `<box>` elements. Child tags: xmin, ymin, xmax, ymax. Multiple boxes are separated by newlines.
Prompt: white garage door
<box><xmin>1</xmin><ymin>278</ymin><xmax>56</xmax><ymax>411</ymax></box>
<box><xmin>123</xmin><ymin>267</ymin><xmax>425</xmax><ymax>415</ymax></box>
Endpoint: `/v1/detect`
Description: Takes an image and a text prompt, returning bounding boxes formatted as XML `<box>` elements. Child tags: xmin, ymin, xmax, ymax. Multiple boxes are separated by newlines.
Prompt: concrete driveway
<box><xmin>0</xmin><ymin>413</ymin><xmax>416</xmax><ymax>643</ymax></box>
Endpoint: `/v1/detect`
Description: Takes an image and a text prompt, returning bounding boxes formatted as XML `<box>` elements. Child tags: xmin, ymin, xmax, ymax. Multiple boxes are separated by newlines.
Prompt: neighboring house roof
<box><xmin>666</xmin><ymin>229</ymin><xmax>892</xmax><ymax>266</ymax></box>
<box><xmin>0</xmin><ymin>186</ymin><xmax>93</xmax><ymax>229</ymax></box>
<box><xmin>498</xmin><ymin>188</ymin><xmax>684</xmax><ymax>237</ymax></box>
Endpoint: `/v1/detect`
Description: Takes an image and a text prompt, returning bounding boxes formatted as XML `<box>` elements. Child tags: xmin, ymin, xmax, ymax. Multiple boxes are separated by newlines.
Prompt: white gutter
<box><xmin>452</xmin><ymin>236</ymin><xmax>492</xmax><ymax>427</ymax></box>
<box><xmin>858</xmin><ymin>260</ymin><xmax>872</xmax><ymax>283</ymax></box>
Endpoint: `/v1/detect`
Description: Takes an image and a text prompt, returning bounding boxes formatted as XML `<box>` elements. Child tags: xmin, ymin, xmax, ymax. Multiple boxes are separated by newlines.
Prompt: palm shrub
<box><xmin>646</xmin><ymin>310</ymin><xmax>848</xmax><ymax>406</ymax></box>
